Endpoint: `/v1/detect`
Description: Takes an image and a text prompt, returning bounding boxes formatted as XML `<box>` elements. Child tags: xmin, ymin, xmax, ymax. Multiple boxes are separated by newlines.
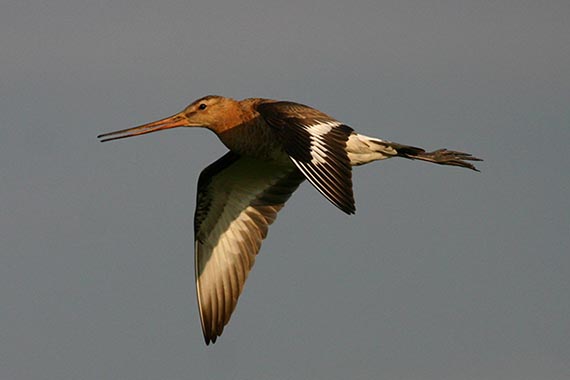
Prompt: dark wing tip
<box><xmin>345</xmin><ymin>204</ymin><xmax>356</xmax><ymax>215</ymax></box>
<box><xmin>204</xmin><ymin>334</ymin><xmax>217</xmax><ymax>345</ymax></box>
<box><xmin>335</xmin><ymin>194</ymin><xmax>356</xmax><ymax>215</ymax></box>
<box><xmin>200</xmin><ymin>311</ymin><xmax>221</xmax><ymax>346</ymax></box>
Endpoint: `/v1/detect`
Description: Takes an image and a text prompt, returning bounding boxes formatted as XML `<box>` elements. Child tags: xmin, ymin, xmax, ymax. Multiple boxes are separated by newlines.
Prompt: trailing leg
<box><xmin>347</xmin><ymin>133</ymin><xmax>482</xmax><ymax>171</ymax></box>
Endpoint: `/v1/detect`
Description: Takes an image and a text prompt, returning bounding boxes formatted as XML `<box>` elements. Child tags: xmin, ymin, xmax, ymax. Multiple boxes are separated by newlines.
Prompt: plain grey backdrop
<box><xmin>2</xmin><ymin>1</ymin><xmax>569</xmax><ymax>379</ymax></box>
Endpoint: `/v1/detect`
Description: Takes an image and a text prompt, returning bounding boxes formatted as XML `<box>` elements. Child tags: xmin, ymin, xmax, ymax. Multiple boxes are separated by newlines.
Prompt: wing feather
<box><xmin>194</xmin><ymin>152</ymin><xmax>305</xmax><ymax>344</ymax></box>
<box><xmin>256</xmin><ymin>101</ymin><xmax>356</xmax><ymax>214</ymax></box>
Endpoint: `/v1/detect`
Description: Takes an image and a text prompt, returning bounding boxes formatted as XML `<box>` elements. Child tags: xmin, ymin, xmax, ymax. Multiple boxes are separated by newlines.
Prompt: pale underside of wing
<box><xmin>194</xmin><ymin>152</ymin><xmax>305</xmax><ymax>344</ymax></box>
<box><xmin>256</xmin><ymin>101</ymin><xmax>356</xmax><ymax>214</ymax></box>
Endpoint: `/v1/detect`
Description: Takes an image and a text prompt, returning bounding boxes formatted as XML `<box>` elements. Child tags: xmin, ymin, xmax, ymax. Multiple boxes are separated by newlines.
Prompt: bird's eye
<box><xmin>198</xmin><ymin>103</ymin><xmax>207</xmax><ymax>110</ymax></box>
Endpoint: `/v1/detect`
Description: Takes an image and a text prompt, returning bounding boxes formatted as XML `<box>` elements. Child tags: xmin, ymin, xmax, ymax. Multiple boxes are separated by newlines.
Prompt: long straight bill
<box><xmin>97</xmin><ymin>113</ymin><xmax>188</xmax><ymax>142</ymax></box>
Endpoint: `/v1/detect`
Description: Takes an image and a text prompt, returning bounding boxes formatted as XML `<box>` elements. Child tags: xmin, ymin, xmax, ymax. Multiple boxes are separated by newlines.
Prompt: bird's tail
<box><xmin>347</xmin><ymin>134</ymin><xmax>482</xmax><ymax>171</ymax></box>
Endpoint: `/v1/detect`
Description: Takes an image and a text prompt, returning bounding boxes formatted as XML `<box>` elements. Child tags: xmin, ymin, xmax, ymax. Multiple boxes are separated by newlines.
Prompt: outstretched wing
<box><xmin>257</xmin><ymin>101</ymin><xmax>356</xmax><ymax>214</ymax></box>
<box><xmin>194</xmin><ymin>152</ymin><xmax>305</xmax><ymax>344</ymax></box>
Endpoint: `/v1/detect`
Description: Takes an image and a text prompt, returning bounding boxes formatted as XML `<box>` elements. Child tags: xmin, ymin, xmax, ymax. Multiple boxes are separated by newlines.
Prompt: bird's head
<box><xmin>98</xmin><ymin>95</ymin><xmax>243</xmax><ymax>142</ymax></box>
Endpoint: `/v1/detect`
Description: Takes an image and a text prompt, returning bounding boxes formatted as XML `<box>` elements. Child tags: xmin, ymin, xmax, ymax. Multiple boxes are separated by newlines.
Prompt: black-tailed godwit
<box><xmin>98</xmin><ymin>95</ymin><xmax>481</xmax><ymax>344</ymax></box>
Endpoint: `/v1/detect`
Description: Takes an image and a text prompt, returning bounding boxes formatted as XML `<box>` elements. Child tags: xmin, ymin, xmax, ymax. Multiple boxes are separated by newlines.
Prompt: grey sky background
<box><xmin>1</xmin><ymin>1</ymin><xmax>569</xmax><ymax>379</ymax></box>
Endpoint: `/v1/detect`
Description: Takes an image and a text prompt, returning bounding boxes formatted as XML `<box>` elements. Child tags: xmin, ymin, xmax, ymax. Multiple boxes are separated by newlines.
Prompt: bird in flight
<box><xmin>98</xmin><ymin>95</ymin><xmax>481</xmax><ymax>344</ymax></box>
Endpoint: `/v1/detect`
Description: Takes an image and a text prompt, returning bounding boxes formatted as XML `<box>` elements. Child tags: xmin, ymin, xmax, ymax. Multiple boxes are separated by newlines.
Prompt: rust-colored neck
<box><xmin>214</xmin><ymin>98</ymin><xmax>284</xmax><ymax>159</ymax></box>
<box><xmin>206</xmin><ymin>98</ymin><xmax>262</xmax><ymax>135</ymax></box>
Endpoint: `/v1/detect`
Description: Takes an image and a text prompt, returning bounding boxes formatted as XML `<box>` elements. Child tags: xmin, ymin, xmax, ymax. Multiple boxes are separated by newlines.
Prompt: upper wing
<box><xmin>194</xmin><ymin>152</ymin><xmax>305</xmax><ymax>344</ymax></box>
<box><xmin>256</xmin><ymin>101</ymin><xmax>356</xmax><ymax>214</ymax></box>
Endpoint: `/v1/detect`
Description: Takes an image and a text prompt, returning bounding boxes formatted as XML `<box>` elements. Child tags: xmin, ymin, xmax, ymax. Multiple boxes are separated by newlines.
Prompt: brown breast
<box><xmin>217</xmin><ymin>113</ymin><xmax>289</xmax><ymax>162</ymax></box>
